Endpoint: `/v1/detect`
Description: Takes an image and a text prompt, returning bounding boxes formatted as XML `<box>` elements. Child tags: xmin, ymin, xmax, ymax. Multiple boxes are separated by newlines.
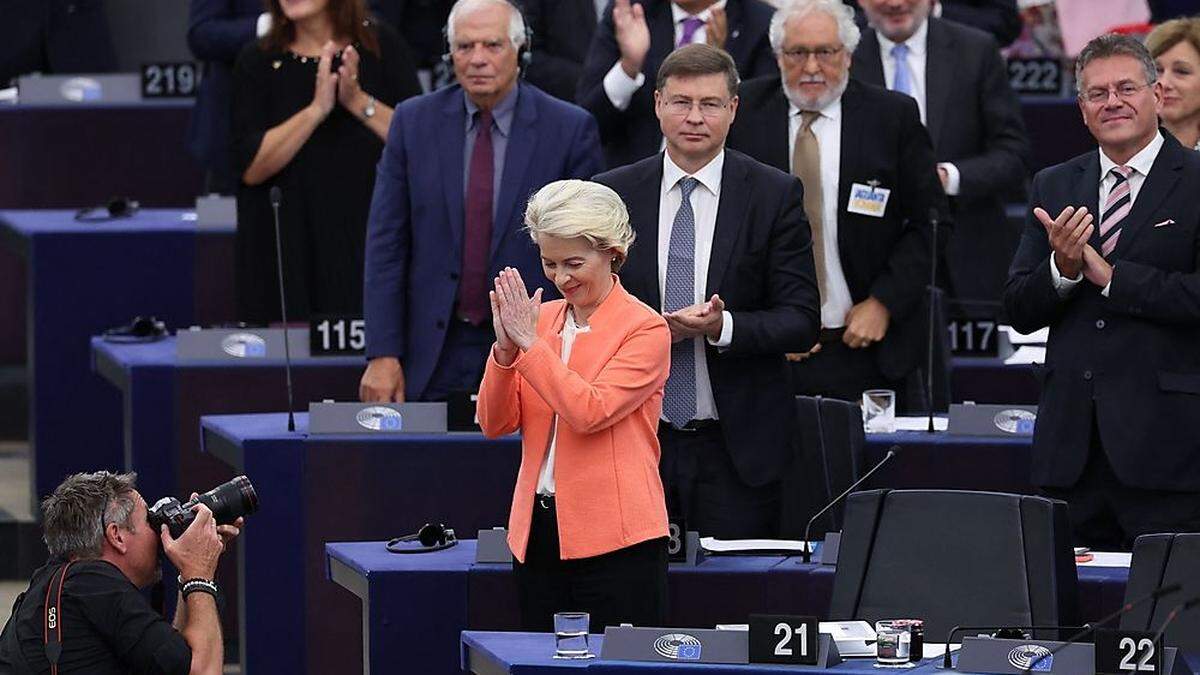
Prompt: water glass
<box><xmin>553</xmin><ymin>611</ymin><xmax>595</xmax><ymax>660</ymax></box>
<box><xmin>862</xmin><ymin>389</ymin><xmax>897</xmax><ymax>433</ymax></box>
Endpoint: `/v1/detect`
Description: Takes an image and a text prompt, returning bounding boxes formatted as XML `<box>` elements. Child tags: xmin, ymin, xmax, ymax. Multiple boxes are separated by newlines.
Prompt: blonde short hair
<box><xmin>524</xmin><ymin>180</ymin><xmax>636</xmax><ymax>269</ymax></box>
<box><xmin>1146</xmin><ymin>17</ymin><xmax>1200</xmax><ymax>62</ymax></box>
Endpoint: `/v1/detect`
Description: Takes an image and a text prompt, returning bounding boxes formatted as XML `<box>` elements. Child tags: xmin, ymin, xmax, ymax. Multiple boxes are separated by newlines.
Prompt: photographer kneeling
<box><xmin>0</xmin><ymin>471</ymin><xmax>240</xmax><ymax>674</ymax></box>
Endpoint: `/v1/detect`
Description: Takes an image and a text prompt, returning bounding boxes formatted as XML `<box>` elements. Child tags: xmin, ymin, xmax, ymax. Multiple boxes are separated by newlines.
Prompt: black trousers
<box><xmin>513</xmin><ymin>496</ymin><xmax>668</xmax><ymax>633</ymax></box>
<box><xmin>787</xmin><ymin>338</ymin><xmax>901</xmax><ymax>407</ymax></box>
<box><xmin>420</xmin><ymin>318</ymin><xmax>492</xmax><ymax>401</ymax></box>
<box><xmin>658</xmin><ymin>423</ymin><xmax>780</xmax><ymax>539</ymax></box>
<box><xmin>1041</xmin><ymin>413</ymin><xmax>1200</xmax><ymax>550</ymax></box>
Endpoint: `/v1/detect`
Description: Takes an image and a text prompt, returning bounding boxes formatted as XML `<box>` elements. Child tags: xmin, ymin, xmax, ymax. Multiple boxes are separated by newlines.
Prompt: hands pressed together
<box><xmin>490</xmin><ymin>268</ymin><xmax>544</xmax><ymax>366</ymax></box>
<box><xmin>1035</xmin><ymin>205</ymin><xmax>1113</xmax><ymax>288</ymax></box>
<box><xmin>310</xmin><ymin>42</ymin><xmax>370</xmax><ymax>122</ymax></box>
<box><xmin>663</xmin><ymin>294</ymin><xmax>725</xmax><ymax>343</ymax></box>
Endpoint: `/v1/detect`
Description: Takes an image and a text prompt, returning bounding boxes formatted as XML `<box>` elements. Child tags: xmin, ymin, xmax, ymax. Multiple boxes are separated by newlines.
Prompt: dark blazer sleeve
<box><xmin>188</xmin><ymin>0</ymin><xmax>258</xmax><ymax>62</ymax></box>
<box><xmin>363</xmin><ymin>105</ymin><xmax>414</xmax><ymax>360</ymax></box>
<box><xmin>728</xmin><ymin>176</ymin><xmax>821</xmax><ymax>354</ymax></box>
<box><xmin>870</xmin><ymin>97</ymin><xmax>944</xmax><ymax>319</ymax></box>
<box><xmin>1002</xmin><ymin>172</ymin><xmax>1072</xmax><ymax>333</ymax></box>
<box><xmin>950</xmin><ymin>34</ymin><xmax>1031</xmax><ymax>198</ymax></box>
<box><xmin>575</xmin><ymin>5</ymin><xmax>643</xmax><ymax>144</ymax></box>
<box><xmin>941</xmin><ymin>0</ymin><xmax>1022</xmax><ymax>47</ymax></box>
<box><xmin>1106</xmin><ymin>235</ymin><xmax>1200</xmax><ymax>325</ymax></box>
<box><xmin>565</xmin><ymin>110</ymin><xmax>607</xmax><ymax>177</ymax></box>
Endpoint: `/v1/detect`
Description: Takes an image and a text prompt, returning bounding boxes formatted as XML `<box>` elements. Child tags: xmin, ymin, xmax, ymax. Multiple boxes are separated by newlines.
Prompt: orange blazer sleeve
<box><xmin>477</xmin><ymin>347</ymin><xmax>522</xmax><ymax>438</ymax></box>
<box><xmin>511</xmin><ymin>316</ymin><xmax>670</xmax><ymax>435</ymax></box>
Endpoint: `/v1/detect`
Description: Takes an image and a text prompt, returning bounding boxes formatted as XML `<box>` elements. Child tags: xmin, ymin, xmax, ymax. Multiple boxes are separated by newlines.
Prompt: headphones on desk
<box><xmin>440</xmin><ymin>0</ymin><xmax>533</xmax><ymax>75</ymax></box>
<box><xmin>102</xmin><ymin>315</ymin><xmax>168</xmax><ymax>343</ymax></box>
<box><xmin>386</xmin><ymin>523</ymin><xmax>458</xmax><ymax>553</ymax></box>
<box><xmin>74</xmin><ymin>196</ymin><xmax>140</xmax><ymax>222</ymax></box>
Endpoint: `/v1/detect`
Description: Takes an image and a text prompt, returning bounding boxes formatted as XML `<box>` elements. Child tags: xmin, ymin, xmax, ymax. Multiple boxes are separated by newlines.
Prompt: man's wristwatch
<box><xmin>362</xmin><ymin>95</ymin><xmax>376</xmax><ymax>119</ymax></box>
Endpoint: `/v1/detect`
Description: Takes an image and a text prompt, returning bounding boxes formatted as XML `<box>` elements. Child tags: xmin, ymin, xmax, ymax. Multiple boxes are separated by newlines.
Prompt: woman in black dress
<box><xmin>232</xmin><ymin>0</ymin><xmax>420</xmax><ymax>322</ymax></box>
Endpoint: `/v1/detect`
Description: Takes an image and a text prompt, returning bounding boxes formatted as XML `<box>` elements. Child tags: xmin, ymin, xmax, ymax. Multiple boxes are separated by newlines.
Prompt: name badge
<box><xmin>847</xmin><ymin>182</ymin><xmax>890</xmax><ymax>218</ymax></box>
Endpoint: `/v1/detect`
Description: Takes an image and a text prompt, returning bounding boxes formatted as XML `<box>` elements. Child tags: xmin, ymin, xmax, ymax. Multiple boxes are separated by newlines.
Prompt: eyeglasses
<box><xmin>779</xmin><ymin>46</ymin><xmax>843</xmax><ymax>65</ymax></box>
<box><xmin>452</xmin><ymin>39</ymin><xmax>508</xmax><ymax>56</ymax></box>
<box><xmin>662</xmin><ymin>97</ymin><xmax>732</xmax><ymax>117</ymax></box>
<box><xmin>1079</xmin><ymin>81</ymin><xmax>1154</xmax><ymax>105</ymax></box>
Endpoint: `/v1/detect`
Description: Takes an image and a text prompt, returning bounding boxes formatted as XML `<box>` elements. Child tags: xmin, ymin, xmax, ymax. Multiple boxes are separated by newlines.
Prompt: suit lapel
<box><xmin>837</xmin><ymin>83</ymin><xmax>867</xmax><ymax>257</ymax></box>
<box><xmin>851</xmin><ymin>31</ymin><xmax>886</xmax><ymax>88</ymax></box>
<box><xmin>439</xmin><ymin>91</ymin><xmax>467</xmax><ymax>254</ymax></box>
<box><xmin>707</xmin><ymin>151</ymin><xmax>750</xmax><ymax>296</ymax></box>
<box><xmin>924</xmin><ymin>19</ymin><xmax>953</xmax><ymax>147</ymax></box>
<box><xmin>1112</xmin><ymin>138</ymin><xmax>1185</xmax><ymax>258</ymax></box>
<box><xmin>723</xmin><ymin>0</ymin><xmax>747</xmax><ymax>64</ymax></box>
<box><xmin>492</xmin><ymin>85</ymin><xmax>539</xmax><ymax>260</ymax></box>
<box><xmin>1077</xmin><ymin>152</ymin><xmax>1102</xmax><ymax>250</ymax></box>
<box><xmin>625</xmin><ymin>156</ymin><xmax>666</xmax><ymax>309</ymax></box>
<box><xmin>763</xmin><ymin>84</ymin><xmax>792</xmax><ymax>173</ymax></box>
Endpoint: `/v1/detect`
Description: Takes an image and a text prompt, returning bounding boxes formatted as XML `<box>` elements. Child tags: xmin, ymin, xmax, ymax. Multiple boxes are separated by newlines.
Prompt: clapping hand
<box><xmin>336</xmin><ymin>45</ymin><xmax>367</xmax><ymax>112</ymax></box>
<box><xmin>613</xmin><ymin>0</ymin><xmax>651</xmax><ymax>78</ymax></box>
<box><xmin>1035</xmin><ymin>205</ymin><xmax>1093</xmax><ymax>279</ymax></box>
<box><xmin>493</xmin><ymin>268</ymin><xmax>543</xmax><ymax>352</ymax></box>
<box><xmin>663</xmin><ymin>294</ymin><xmax>725</xmax><ymax>342</ymax></box>
<box><xmin>706</xmin><ymin>6</ymin><xmax>728</xmax><ymax>49</ymax></box>
<box><xmin>310</xmin><ymin>41</ymin><xmax>339</xmax><ymax>121</ymax></box>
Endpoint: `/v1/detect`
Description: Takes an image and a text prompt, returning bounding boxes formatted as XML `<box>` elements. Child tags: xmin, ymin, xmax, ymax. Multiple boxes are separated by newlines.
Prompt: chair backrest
<box><xmin>1119</xmin><ymin>533</ymin><xmax>1200</xmax><ymax>651</ymax></box>
<box><xmin>829</xmin><ymin>489</ymin><xmax>1079</xmax><ymax>641</ymax></box>
<box><xmin>780</xmin><ymin>396</ymin><xmax>865</xmax><ymax>539</ymax></box>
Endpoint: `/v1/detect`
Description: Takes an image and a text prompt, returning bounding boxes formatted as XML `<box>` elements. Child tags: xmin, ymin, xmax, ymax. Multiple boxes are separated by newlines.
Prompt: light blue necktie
<box><xmin>663</xmin><ymin>177</ymin><xmax>698</xmax><ymax>429</ymax></box>
<box><xmin>890</xmin><ymin>43</ymin><xmax>914</xmax><ymax>97</ymax></box>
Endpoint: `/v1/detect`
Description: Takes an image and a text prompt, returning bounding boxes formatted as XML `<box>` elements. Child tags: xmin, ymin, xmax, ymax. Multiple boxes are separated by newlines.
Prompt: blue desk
<box><xmin>326</xmin><ymin>541</ymin><xmax>1129</xmax><ymax>675</ymax></box>
<box><xmin>0</xmin><ymin>210</ymin><xmax>233</xmax><ymax>512</ymax></box>
<box><xmin>202</xmin><ymin>415</ymin><xmax>522</xmax><ymax>675</ymax></box>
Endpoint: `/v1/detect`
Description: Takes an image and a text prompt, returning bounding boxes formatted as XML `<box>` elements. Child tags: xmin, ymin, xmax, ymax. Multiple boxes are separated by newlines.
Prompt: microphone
<box><xmin>1150</xmin><ymin>594</ymin><xmax>1200</xmax><ymax>650</ymax></box>
<box><xmin>801</xmin><ymin>446</ymin><xmax>899</xmax><ymax>564</ymax></box>
<box><xmin>269</xmin><ymin>186</ymin><xmax>297</xmax><ymax>433</ymax></box>
<box><xmin>1019</xmin><ymin>582</ymin><xmax>1184</xmax><ymax>673</ymax></box>
<box><xmin>925</xmin><ymin>206</ymin><xmax>940</xmax><ymax>433</ymax></box>
<box><xmin>938</xmin><ymin>625</ymin><xmax>1088</xmax><ymax>670</ymax></box>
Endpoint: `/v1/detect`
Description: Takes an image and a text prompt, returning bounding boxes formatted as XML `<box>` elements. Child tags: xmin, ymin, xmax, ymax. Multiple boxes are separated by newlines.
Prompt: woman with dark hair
<box><xmin>232</xmin><ymin>0</ymin><xmax>420</xmax><ymax>322</ymax></box>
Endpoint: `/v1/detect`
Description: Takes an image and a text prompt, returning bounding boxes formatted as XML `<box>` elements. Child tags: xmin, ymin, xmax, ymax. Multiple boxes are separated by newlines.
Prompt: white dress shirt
<box><xmin>876</xmin><ymin>19</ymin><xmax>961</xmax><ymax>195</ymax></box>
<box><xmin>602</xmin><ymin>1</ymin><xmax>728</xmax><ymax>110</ymax></box>
<box><xmin>1050</xmin><ymin>130</ymin><xmax>1164</xmax><ymax>298</ymax></box>
<box><xmin>659</xmin><ymin>150</ymin><xmax>734</xmax><ymax>421</ymax></box>
<box><xmin>788</xmin><ymin>97</ymin><xmax>855</xmax><ymax>328</ymax></box>
<box><xmin>535</xmin><ymin>308</ymin><xmax>591</xmax><ymax>496</ymax></box>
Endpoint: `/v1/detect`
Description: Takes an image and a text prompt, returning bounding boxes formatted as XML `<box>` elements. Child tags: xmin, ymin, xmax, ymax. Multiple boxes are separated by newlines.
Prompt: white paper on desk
<box><xmin>700</xmin><ymin>537</ymin><xmax>810</xmax><ymax>554</ymax></box>
<box><xmin>923</xmin><ymin>643</ymin><xmax>959</xmax><ymax>659</ymax></box>
<box><xmin>1078</xmin><ymin>551</ymin><xmax>1132</xmax><ymax>567</ymax></box>
<box><xmin>1004</xmin><ymin>346</ymin><xmax>1046</xmax><ymax>365</ymax></box>
<box><xmin>888</xmin><ymin>416</ymin><xmax>948</xmax><ymax>432</ymax></box>
<box><xmin>1001</xmin><ymin>325</ymin><xmax>1048</xmax><ymax>345</ymax></box>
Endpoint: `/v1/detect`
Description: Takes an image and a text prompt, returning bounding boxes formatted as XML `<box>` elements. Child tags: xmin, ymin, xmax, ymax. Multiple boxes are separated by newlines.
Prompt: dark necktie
<box><xmin>459</xmin><ymin>109</ymin><xmax>493</xmax><ymax>325</ymax></box>
<box><xmin>663</xmin><ymin>177</ymin><xmax>699</xmax><ymax>428</ymax></box>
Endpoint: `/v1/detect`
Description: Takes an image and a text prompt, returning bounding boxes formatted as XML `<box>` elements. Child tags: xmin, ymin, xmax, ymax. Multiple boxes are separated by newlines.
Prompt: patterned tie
<box><xmin>678</xmin><ymin>16</ymin><xmax>705</xmax><ymax>47</ymax></box>
<box><xmin>1100</xmin><ymin>165</ymin><xmax>1134</xmax><ymax>258</ymax></box>
<box><xmin>458</xmin><ymin>109</ymin><xmax>493</xmax><ymax>325</ymax></box>
<box><xmin>663</xmin><ymin>177</ymin><xmax>698</xmax><ymax>428</ymax></box>
<box><xmin>890</xmin><ymin>43</ymin><xmax>914</xmax><ymax>97</ymax></box>
<box><xmin>792</xmin><ymin>110</ymin><xmax>827</xmax><ymax>302</ymax></box>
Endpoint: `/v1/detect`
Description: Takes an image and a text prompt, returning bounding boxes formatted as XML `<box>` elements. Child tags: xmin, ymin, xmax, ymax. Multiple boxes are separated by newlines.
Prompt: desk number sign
<box><xmin>749</xmin><ymin>614</ymin><xmax>819</xmax><ymax>665</ymax></box>
<box><xmin>1095</xmin><ymin>629</ymin><xmax>1160</xmax><ymax>675</ymax></box>
<box><xmin>141</xmin><ymin>63</ymin><xmax>200</xmax><ymax>98</ymax></box>
<box><xmin>310</xmin><ymin>316</ymin><xmax>366</xmax><ymax>356</ymax></box>
<box><xmin>947</xmin><ymin>318</ymin><xmax>998</xmax><ymax>356</ymax></box>
<box><xmin>1007</xmin><ymin>57</ymin><xmax>1064</xmax><ymax>96</ymax></box>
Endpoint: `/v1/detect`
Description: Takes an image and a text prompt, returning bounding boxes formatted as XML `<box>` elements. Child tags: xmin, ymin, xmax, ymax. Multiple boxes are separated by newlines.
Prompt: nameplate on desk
<box><xmin>948</xmin><ymin>403</ymin><xmax>1037</xmax><ymax>436</ymax></box>
<box><xmin>475</xmin><ymin>528</ymin><xmax>512</xmax><ymax>564</ymax></box>
<box><xmin>308</xmin><ymin>402</ymin><xmax>447</xmax><ymax>434</ymax></box>
<box><xmin>956</xmin><ymin>636</ymin><xmax>1090</xmax><ymax>673</ymax></box>
<box><xmin>194</xmin><ymin>195</ymin><xmax>236</xmax><ymax>228</ymax></box>
<box><xmin>17</xmin><ymin>74</ymin><xmax>142</xmax><ymax>104</ymax></box>
<box><xmin>600</xmin><ymin>626</ymin><xmax>747</xmax><ymax>664</ymax></box>
<box><xmin>176</xmin><ymin>328</ymin><xmax>311</xmax><ymax>360</ymax></box>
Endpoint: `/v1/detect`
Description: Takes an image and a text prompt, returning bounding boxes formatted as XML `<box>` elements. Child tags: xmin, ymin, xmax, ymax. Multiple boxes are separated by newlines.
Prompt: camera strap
<box><xmin>42</xmin><ymin>561</ymin><xmax>74</xmax><ymax>674</ymax></box>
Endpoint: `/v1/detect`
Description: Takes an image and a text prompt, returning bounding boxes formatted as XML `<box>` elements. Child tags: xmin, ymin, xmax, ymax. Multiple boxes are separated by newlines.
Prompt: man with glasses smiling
<box><xmin>1005</xmin><ymin>34</ymin><xmax>1200</xmax><ymax>549</ymax></box>
<box><xmin>595</xmin><ymin>43</ymin><xmax>820</xmax><ymax>538</ymax></box>
<box><xmin>728</xmin><ymin>0</ymin><xmax>946</xmax><ymax>412</ymax></box>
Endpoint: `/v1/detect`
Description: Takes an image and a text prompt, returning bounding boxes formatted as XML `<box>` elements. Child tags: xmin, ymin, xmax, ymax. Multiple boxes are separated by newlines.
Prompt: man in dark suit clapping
<box><xmin>727</xmin><ymin>0</ymin><xmax>946</xmax><ymax>408</ymax></box>
<box><xmin>578</xmin><ymin>0</ymin><xmax>779</xmax><ymax>168</ymax></box>
<box><xmin>1005</xmin><ymin>34</ymin><xmax>1200</xmax><ymax>549</ymax></box>
<box><xmin>595</xmin><ymin>43</ymin><xmax>820</xmax><ymax>538</ymax></box>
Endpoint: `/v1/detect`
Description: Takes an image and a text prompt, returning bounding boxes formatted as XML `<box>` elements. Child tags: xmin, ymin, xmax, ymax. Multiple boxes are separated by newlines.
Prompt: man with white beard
<box><xmin>727</xmin><ymin>0</ymin><xmax>947</xmax><ymax>408</ymax></box>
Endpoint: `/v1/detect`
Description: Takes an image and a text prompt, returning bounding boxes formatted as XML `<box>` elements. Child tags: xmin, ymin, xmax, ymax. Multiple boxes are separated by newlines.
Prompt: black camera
<box><xmin>148</xmin><ymin>476</ymin><xmax>259</xmax><ymax>538</ymax></box>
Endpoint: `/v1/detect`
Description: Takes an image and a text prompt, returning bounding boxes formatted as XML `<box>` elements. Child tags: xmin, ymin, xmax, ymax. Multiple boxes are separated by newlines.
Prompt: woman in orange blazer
<box><xmin>477</xmin><ymin>179</ymin><xmax>671</xmax><ymax>634</ymax></box>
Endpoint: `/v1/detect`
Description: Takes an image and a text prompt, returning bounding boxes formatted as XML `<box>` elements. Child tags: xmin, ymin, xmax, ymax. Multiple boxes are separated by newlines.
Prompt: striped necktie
<box><xmin>1100</xmin><ymin>165</ymin><xmax>1133</xmax><ymax>258</ymax></box>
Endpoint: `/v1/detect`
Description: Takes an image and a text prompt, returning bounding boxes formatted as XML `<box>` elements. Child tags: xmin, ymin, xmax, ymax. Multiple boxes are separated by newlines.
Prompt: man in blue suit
<box><xmin>360</xmin><ymin>0</ymin><xmax>605</xmax><ymax>402</ymax></box>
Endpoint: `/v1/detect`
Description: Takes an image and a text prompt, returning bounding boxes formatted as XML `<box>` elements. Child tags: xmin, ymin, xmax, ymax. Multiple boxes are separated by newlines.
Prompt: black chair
<box><xmin>780</xmin><ymin>396</ymin><xmax>865</xmax><ymax>539</ymax></box>
<box><xmin>829</xmin><ymin>489</ymin><xmax>1079</xmax><ymax>640</ymax></box>
<box><xmin>1120</xmin><ymin>533</ymin><xmax>1200</xmax><ymax>651</ymax></box>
